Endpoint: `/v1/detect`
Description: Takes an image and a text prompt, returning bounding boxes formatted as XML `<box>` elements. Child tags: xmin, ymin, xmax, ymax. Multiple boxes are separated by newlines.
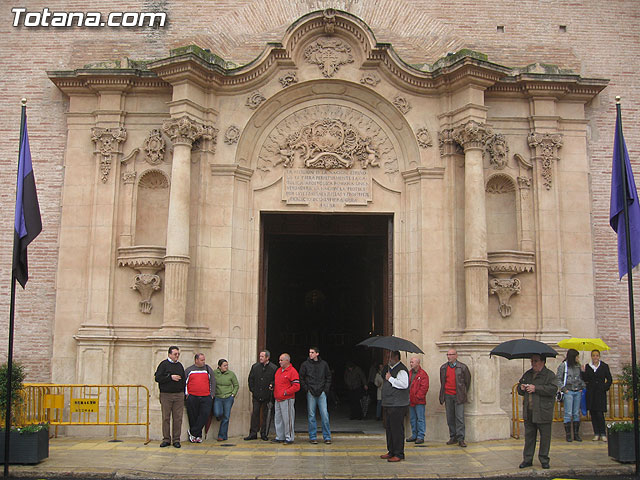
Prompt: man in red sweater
<box><xmin>184</xmin><ymin>353</ymin><xmax>215</xmax><ymax>443</ymax></box>
<box><xmin>406</xmin><ymin>357</ymin><xmax>429</xmax><ymax>444</ymax></box>
<box><xmin>272</xmin><ymin>353</ymin><xmax>300</xmax><ymax>444</ymax></box>
<box><xmin>439</xmin><ymin>348</ymin><xmax>471</xmax><ymax>447</ymax></box>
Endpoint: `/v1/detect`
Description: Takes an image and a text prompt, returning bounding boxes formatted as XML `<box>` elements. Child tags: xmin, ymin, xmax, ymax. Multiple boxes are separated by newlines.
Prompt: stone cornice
<box><xmin>486</xmin><ymin>74</ymin><xmax>608</xmax><ymax>101</ymax></box>
<box><xmin>48</xmin><ymin>69</ymin><xmax>170</xmax><ymax>95</ymax></box>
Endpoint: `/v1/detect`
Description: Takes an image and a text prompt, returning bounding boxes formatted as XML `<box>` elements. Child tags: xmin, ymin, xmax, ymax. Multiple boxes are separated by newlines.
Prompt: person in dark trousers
<box><xmin>379</xmin><ymin>350</ymin><xmax>410</xmax><ymax>463</ymax></box>
<box><xmin>154</xmin><ymin>345</ymin><xmax>185</xmax><ymax>448</ymax></box>
<box><xmin>406</xmin><ymin>356</ymin><xmax>429</xmax><ymax>444</ymax></box>
<box><xmin>299</xmin><ymin>346</ymin><xmax>332</xmax><ymax>444</ymax></box>
<box><xmin>438</xmin><ymin>348</ymin><xmax>471</xmax><ymax>447</ymax></box>
<box><xmin>582</xmin><ymin>349</ymin><xmax>612</xmax><ymax>441</ymax></box>
<box><xmin>518</xmin><ymin>354</ymin><xmax>557</xmax><ymax>470</ymax></box>
<box><xmin>556</xmin><ymin>348</ymin><xmax>586</xmax><ymax>442</ymax></box>
<box><xmin>245</xmin><ymin>350</ymin><xmax>277</xmax><ymax>441</ymax></box>
<box><xmin>184</xmin><ymin>353</ymin><xmax>215</xmax><ymax>443</ymax></box>
<box><xmin>344</xmin><ymin>362</ymin><xmax>367</xmax><ymax>419</ymax></box>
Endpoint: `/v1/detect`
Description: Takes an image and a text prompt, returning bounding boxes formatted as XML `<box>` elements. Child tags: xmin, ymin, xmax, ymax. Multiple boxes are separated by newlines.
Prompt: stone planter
<box><xmin>608</xmin><ymin>430</ymin><xmax>636</xmax><ymax>463</ymax></box>
<box><xmin>0</xmin><ymin>429</ymin><xmax>49</xmax><ymax>464</ymax></box>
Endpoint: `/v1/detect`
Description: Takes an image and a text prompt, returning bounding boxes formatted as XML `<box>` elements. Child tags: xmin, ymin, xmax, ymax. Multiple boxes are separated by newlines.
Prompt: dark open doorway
<box><xmin>258</xmin><ymin>213</ymin><xmax>392</xmax><ymax>431</ymax></box>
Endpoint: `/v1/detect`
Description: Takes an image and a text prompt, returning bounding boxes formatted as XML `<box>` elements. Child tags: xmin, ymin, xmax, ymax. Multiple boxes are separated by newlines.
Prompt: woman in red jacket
<box><xmin>407</xmin><ymin>357</ymin><xmax>429</xmax><ymax>444</ymax></box>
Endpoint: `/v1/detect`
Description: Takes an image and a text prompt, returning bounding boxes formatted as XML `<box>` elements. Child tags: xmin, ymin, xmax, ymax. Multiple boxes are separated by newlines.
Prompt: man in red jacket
<box><xmin>406</xmin><ymin>357</ymin><xmax>429</xmax><ymax>444</ymax></box>
<box><xmin>272</xmin><ymin>353</ymin><xmax>300</xmax><ymax>444</ymax></box>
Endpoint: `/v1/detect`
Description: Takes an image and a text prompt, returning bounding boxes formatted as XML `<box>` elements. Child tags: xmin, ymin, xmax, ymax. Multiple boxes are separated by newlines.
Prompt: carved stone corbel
<box><xmin>528</xmin><ymin>132</ymin><xmax>563</xmax><ymax>190</ymax></box>
<box><xmin>487</xmin><ymin>251</ymin><xmax>535</xmax><ymax>318</ymax></box>
<box><xmin>91</xmin><ymin>127</ymin><xmax>127</xmax><ymax>183</ymax></box>
<box><xmin>117</xmin><ymin>246</ymin><xmax>166</xmax><ymax>314</ymax></box>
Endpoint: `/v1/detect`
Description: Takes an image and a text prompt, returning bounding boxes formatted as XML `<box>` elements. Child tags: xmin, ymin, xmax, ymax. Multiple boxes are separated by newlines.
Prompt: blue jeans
<box><xmin>214</xmin><ymin>396</ymin><xmax>234</xmax><ymax>440</ymax></box>
<box><xmin>307</xmin><ymin>392</ymin><xmax>331</xmax><ymax>441</ymax></box>
<box><xmin>409</xmin><ymin>404</ymin><xmax>425</xmax><ymax>440</ymax></box>
<box><xmin>563</xmin><ymin>390</ymin><xmax>581</xmax><ymax>423</ymax></box>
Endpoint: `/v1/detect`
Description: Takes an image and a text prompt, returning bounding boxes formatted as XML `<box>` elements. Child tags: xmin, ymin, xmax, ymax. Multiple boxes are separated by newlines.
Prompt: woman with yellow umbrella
<box><xmin>557</xmin><ymin>338</ymin><xmax>612</xmax><ymax>442</ymax></box>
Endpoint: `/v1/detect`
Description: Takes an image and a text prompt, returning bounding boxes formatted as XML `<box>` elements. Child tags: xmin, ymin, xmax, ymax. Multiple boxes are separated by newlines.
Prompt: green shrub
<box><xmin>619</xmin><ymin>364</ymin><xmax>640</xmax><ymax>401</ymax></box>
<box><xmin>608</xmin><ymin>421</ymin><xmax>634</xmax><ymax>433</ymax></box>
<box><xmin>0</xmin><ymin>362</ymin><xmax>26</xmax><ymax>427</ymax></box>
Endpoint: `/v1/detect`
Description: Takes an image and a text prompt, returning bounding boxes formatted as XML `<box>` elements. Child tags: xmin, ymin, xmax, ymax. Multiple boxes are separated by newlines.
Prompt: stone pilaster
<box><xmin>452</xmin><ymin>121</ymin><xmax>492</xmax><ymax>333</ymax></box>
<box><xmin>160</xmin><ymin>117</ymin><xmax>209</xmax><ymax>331</ymax></box>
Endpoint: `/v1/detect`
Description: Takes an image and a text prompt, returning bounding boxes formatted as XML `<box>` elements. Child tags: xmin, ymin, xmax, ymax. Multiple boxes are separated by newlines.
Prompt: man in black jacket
<box><xmin>245</xmin><ymin>350</ymin><xmax>277</xmax><ymax>441</ymax></box>
<box><xmin>154</xmin><ymin>346</ymin><xmax>185</xmax><ymax>448</ymax></box>
<box><xmin>299</xmin><ymin>346</ymin><xmax>332</xmax><ymax>444</ymax></box>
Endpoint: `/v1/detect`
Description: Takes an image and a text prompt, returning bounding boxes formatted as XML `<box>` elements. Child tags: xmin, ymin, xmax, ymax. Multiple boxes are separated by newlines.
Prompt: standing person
<box><xmin>518</xmin><ymin>354</ymin><xmax>557</xmax><ymax>469</ymax></box>
<box><xmin>299</xmin><ymin>346</ymin><xmax>332</xmax><ymax>444</ymax></box>
<box><xmin>213</xmin><ymin>359</ymin><xmax>239</xmax><ymax>441</ymax></box>
<box><xmin>344</xmin><ymin>362</ymin><xmax>367</xmax><ymax>420</ymax></box>
<box><xmin>379</xmin><ymin>350</ymin><xmax>410</xmax><ymax>463</ymax></box>
<box><xmin>406</xmin><ymin>356</ymin><xmax>429</xmax><ymax>445</ymax></box>
<box><xmin>245</xmin><ymin>350</ymin><xmax>277</xmax><ymax>441</ymax></box>
<box><xmin>556</xmin><ymin>348</ymin><xmax>586</xmax><ymax>442</ymax></box>
<box><xmin>439</xmin><ymin>348</ymin><xmax>471</xmax><ymax>447</ymax></box>
<box><xmin>184</xmin><ymin>353</ymin><xmax>216</xmax><ymax>443</ymax></box>
<box><xmin>272</xmin><ymin>353</ymin><xmax>300</xmax><ymax>444</ymax></box>
<box><xmin>154</xmin><ymin>346</ymin><xmax>185</xmax><ymax>448</ymax></box>
<box><xmin>374</xmin><ymin>363</ymin><xmax>384</xmax><ymax>421</ymax></box>
<box><xmin>582</xmin><ymin>349</ymin><xmax>612</xmax><ymax>441</ymax></box>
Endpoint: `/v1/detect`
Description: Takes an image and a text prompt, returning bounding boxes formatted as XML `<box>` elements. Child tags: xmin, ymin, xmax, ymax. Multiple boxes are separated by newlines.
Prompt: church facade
<box><xmin>41</xmin><ymin>9</ymin><xmax>610</xmax><ymax>439</ymax></box>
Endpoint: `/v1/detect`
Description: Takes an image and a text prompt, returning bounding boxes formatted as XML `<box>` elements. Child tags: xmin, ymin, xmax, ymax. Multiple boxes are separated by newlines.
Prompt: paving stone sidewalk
<box><xmin>5</xmin><ymin>434</ymin><xmax>635</xmax><ymax>479</ymax></box>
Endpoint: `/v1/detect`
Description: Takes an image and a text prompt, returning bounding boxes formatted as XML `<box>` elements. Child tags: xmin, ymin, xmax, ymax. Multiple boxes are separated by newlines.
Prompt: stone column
<box><xmin>161</xmin><ymin>117</ymin><xmax>209</xmax><ymax>330</ymax></box>
<box><xmin>453</xmin><ymin>121</ymin><xmax>492</xmax><ymax>333</ymax></box>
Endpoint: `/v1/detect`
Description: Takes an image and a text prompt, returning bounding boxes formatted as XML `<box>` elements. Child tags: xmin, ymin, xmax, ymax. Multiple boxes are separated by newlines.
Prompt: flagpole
<box><xmin>4</xmin><ymin>99</ymin><xmax>26</xmax><ymax>478</ymax></box>
<box><xmin>615</xmin><ymin>96</ymin><xmax>640</xmax><ymax>476</ymax></box>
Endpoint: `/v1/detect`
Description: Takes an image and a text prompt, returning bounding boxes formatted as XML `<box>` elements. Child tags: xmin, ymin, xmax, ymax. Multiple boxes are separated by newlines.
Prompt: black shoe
<box><xmin>458</xmin><ymin>440</ymin><xmax>467</xmax><ymax>447</ymax></box>
<box><xmin>261</xmin><ymin>435</ymin><xmax>269</xmax><ymax>441</ymax></box>
<box><xmin>160</xmin><ymin>441</ymin><xmax>170</xmax><ymax>448</ymax></box>
<box><xmin>406</xmin><ymin>437</ymin><xmax>416</xmax><ymax>442</ymax></box>
<box><xmin>541</xmin><ymin>462</ymin><xmax>550</xmax><ymax>469</ymax></box>
<box><xmin>446</xmin><ymin>438</ymin><xmax>457</xmax><ymax>445</ymax></box>
<box><xmin>173</xmin><ymin>442</ymin><xmax>181</xmax><ymax>448</ymax></box>
<box><xmin>309</xmin><ymin>439</ymin><xmax>318</xmax><ymax>444</ymax></box>
<box><xmin>244</xmin><ymin>435</ymin><xmax>257</xmax><ymax>441</ymax></box>
<box><xmin>519</xmin><ymin>461</ymin><xmax>532</xmax><ymax>469</ymax></box>
<box><xmin>270</xmin><ymin>438</ymin><xmax>284</xmax><ymax>443</ymax></box>
<box><xmin>284</xmin><ymin>440</ymin><xmax>294</xmax><ymax>445</ymax></box>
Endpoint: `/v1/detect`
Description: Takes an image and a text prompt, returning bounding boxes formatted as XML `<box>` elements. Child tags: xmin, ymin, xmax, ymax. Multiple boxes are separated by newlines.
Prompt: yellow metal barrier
<box><xmin>21</xmin><ymin>384</ymin><xmax>150</xmax><ymax>444</ymax></box>
<box><xmin>511</xmin><ymin>380</ymin><xmax>633</xmax><ymax>438</ymax></box>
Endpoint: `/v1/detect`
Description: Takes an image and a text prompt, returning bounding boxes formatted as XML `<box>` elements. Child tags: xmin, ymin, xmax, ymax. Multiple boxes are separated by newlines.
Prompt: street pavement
<box><xmin>3</xmin><ymin>433</ymin><xmax>636</xmax><ymax>479</ymax></box>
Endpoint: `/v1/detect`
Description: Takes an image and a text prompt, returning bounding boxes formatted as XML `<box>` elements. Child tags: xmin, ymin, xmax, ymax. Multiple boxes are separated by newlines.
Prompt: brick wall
<box><xmin>0</xmin><ymin>0</ymin><xmax>638</xmax><ymax>381</ymax></box>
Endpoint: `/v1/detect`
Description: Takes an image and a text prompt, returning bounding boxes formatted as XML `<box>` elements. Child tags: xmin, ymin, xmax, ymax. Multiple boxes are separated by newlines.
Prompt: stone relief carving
<box><xmin>489</xmin><ymin>278</ymin><xmax>521</xmax><ymax>318</ymax></box>
<box><xmin>416</xmin><ymin>128</ymin><xmax>433</xmax><ymax>149</ymax></box>
<box><xmin>438</xmin><ymin>128</ymin><xmax>463</xmax><ymax>157</ymax></box>
<box><xmin>143</xmin><ymin>129</ymin><xmax>166</xmax><ymax>165</ymax></box>
<box><xmin>304</xmin><ymin>37</ymin><xmax>354</xmax><ymax>78</ymax></box>
<box><xmin>360</xmin><ymin>72</ymin><xmax>380</xmax><ymax>87</ymax></box>
<box><xmin>117</xmin><ymin>246</ymin><xmax>165</xmax><ymax>314</ymax></box>
<box><xmin>484</xmin><ymin>133</ymin><xmax>509</xmax><ymax>169</ymax></box>
<box><xmin>517</xmin><ymin>176</ymin><xmax>531</xmax><ymax>189</ymax></box>
<box><xmin>486</xmin><ymin>174</ymin><xmax>515</xmax><ymax>194</ymax></box>
<box><xmin>279</xmin><ymin>71</ymin><xmax>298</xmax><ymax>88</ymax></box>
<box><xmin>393</xmin><ymin>95</ymin><xmax>411</xmax><ymax>114</ymax></box>
<box><xmin>258</xmin><ymin>105</ymin><xmax>398</xmax><ymax>176</ymax></box>
<box><xmin>91</xmin><ymin>127</ymin><xmax>127</xmax><ymax>183</ymax></box>
<box><xmin>138</xmin><ymin>169</ymin><xmax>169</xmax><ymax>189</ymax></box>
<box><xmin>246</xmin><ymin>91</ymin><xmax>266</xmax><ymax>109</ymax></box>
<box><xmin>528</xmin><ymin>132</ymin><xmax>563</xmax><ymax>190</ymax></box>
<box><xmin>323</xmin><ymin>8</ymin><xmax>336</xmax><ymax>34</ymax></box>
<box><xmin>452</xmin><ymin>121</ymin><xmax>492</xmax><ymax>150</ymax></box>
<box><xmin>224</xmin><ymin>125</ymin><xmax>241</xmax><ymax>145</ymax></box>
<box><xmin>162</xmin><ymin>117</ymin><xmax>205</xmax><ymax>145</ymax></box>
<box><xmin>122</xmin><ymin>171</ymin><xmax>137</xmax><ymax>184</ymax></box>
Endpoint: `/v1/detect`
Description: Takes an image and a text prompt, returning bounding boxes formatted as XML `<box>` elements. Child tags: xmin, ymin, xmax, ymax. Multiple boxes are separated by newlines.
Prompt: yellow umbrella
<box><xmin>557</xmin><ymin>337</ymin><xmax>610</xmax><ymax>352</ymax></box>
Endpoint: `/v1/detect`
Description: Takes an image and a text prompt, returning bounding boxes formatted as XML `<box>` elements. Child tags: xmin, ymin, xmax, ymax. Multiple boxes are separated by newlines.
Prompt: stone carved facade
<box><xmin>487</xmin><ymin>251</ymin><xmax>535</xmax><ymax>318</ymax></box>
<box><xmin>258</xmin><ymin>105</ymin><xmax>398</xmax><ymax>175</ymax></box>
<box><xmin>489</xmin><ymin>277</ymin><xmax>521</xmax><ymax>318</ymax></box>
<box><xmin>416</xmin><ymin>128</ymin><xmax>433</xmax><ymax>148</ymax></box>
<box><xmin>143</xmin><ymin>129</ymin><xmax>166</xmax><ymax>165</ymax></box>
<box><xmin>246</xmin><ymin>91</ymin><xmax>266</xmax><ymax>110</ymax></box>
<box><xmin>452</xmin><ymin>121</ymin><xmax>492</xmax><ymax>150</ymax></box>
<box><xmin>117</xmin><ymin>246</ymin><xmax>166</xmax><ymax>314</ymax></box>
<box><xmin>163</xmin><ymin>117</ymin><xmax>206</xmax><ymax>145</ymax></box>
<box><xmin>360</xmin><ymin>72</ymin><xmax>380</xmax><ymax>87</ymax></box>
<box><xmin>485</xmin><ymin>133</ymin><xmax>509</xmax><ymax>169</ymax></box>
<box><xmin>91</xmin><ymin>127</ymin><xmax>127</xmax><ymax>183</ymax></box>
<box><xmin>393</xmin><ymin>95</ymin><xmax>411</xmax><ymax>114</ymax></box>
<box><xmin>304</xmin><ymin>37</ymin><xmax>354</xmax><ymax>77</ymax></box>
<box><xmin>224</xmin><ymin>125</ymin><xmax>241</xmax><ymax>145</ymax></box>
<box><xmin>279</xmin><ymin>71</ymin><xmax>298</xmax><ymax>88</ymax></box>
<box><xmin>528</xmin><ymin>132</ymin><xmax>563</xmax><ymax>190</ymax></box>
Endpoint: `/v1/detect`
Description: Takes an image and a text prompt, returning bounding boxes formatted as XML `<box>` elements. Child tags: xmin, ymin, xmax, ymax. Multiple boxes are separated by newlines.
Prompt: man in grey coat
<box><xmin>517</xmin><ymin>354</ymin><xmax>558</xmax><ymax>470</ymax></box>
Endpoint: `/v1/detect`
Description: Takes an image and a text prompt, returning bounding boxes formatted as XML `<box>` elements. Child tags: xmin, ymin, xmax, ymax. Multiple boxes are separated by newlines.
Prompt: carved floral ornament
<box><xmin>258</xmin><ymin>105</ymin><xmax>399</xmax><ymax>176</ymax></box>
<box><xmin>416</xmin><ymin>128</ymin><xmax>433</xmax><ymax>149</ymax></box>
<box><xmin>304</xmin><ymin>37</ymin><xmax>354</xmax><ymax>78</ymax></box>
<box><xmin>279</xmin><ymin>71</ymin><xmax>298</xmax><ymax>88</ymax></box>
<box><xmin>360</xmin><ymin>72</ymin><xmax>380</xmax><ymax>87</ymax></box>
<box><xmin>224</xmin><ymin>125</ymin><xmax>241</xmax><ymax>145</ymax></box>
<box><xmin>246</xmin><ymin>91</ymin><xmax>266</xmax><ymax>109</ymax></box>
<box><xmin>91</xmin><ymin>127</ymin><xmax>127</xmax><ymax>183</ymax></box>
<box><xmin>162</xmin><ymin>117</ymin><xmax>205</xmax><ymax>145</ymax></box>
<box><xmin>484</xmin><ymin>133</ymin><xmax>509</xmax><ymax>169</ymax></box>
<box><xmin>143</xmin><ymin>129</ymin><xmax>166</xmax><ymax>165</ymax></box>
<box><xmin>393</xmin><ymin>95</ymin><xmax>411</xmax><ymax>115</ymax></box>
<box><xmin>528</xmin><ymin>132</ymin><xmax>563</xmax><ymax>190</ymax></box>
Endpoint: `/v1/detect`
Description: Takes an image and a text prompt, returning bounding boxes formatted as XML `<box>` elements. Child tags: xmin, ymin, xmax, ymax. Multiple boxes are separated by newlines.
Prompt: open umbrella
<box><xmin>557</xmin><ymin>337</ymin><xmax>610</xmax><ymax>352</ymax></box>
<box><xmin>356</xmin><ymin>335</ymin><xmax>424</xmax><ymax>354</ymax></box>
<box><xmin>490</xmin><ymin>339</ymin><xmax>558</xmax><ymax>360</ymax></box>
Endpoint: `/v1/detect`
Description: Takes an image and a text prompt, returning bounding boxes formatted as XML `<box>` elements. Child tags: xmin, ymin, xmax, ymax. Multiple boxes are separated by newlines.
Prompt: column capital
<box><xmin>452</xmin><ymin>120</ymin><xmax>492</xmax><ymax>151</ymax></box>
<box><xmin>162</xmin><ymin>116</ymin><xmax>210</xmax><ymax>146</ymax></box>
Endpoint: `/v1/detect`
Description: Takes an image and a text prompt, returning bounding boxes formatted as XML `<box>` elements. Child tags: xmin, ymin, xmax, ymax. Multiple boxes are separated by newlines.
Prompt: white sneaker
<box><xmin>601</xmin><ymin>435</ymin><xmax>607</xmax><ymax>442</ymax></box>
<box><xmin>188</xmin><ymin>430</ymin><xmax>196</xmax><ymax>443</ymax></box>
<box><xmin>592</xmin><ymin>435</ymin><xmax>600</xmax><ymax>441</ymax></box>
<box><xmin>196</xmin><ymin>437</ymin><xmax>202</xmax><ymax>443</ymax></box>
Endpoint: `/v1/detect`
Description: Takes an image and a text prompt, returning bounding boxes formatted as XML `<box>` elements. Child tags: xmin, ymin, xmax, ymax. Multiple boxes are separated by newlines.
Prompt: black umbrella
<box><xmin>490</xmin><ymin>339</ymin><xmax>558</xmax><ymax>359</ymax></box>
<box><xmin>356</xmin><ymin>335</ymin><xmax>424</xmax><ymax>354</ymax></box>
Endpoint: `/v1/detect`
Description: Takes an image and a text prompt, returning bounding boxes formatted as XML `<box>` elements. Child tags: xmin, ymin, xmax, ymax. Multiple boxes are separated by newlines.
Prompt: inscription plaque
<box><xmin>283</xmin><ymin>169</ymin><xmax>372</xmax><ymax>209</ymax></box>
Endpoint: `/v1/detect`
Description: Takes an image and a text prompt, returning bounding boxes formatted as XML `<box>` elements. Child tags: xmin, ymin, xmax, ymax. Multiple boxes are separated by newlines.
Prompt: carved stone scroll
<box><xmin>528</xmin><ymin>132</ymin><xmax>563</xmax><ymax>190</ymax></box>
<box><xmin>279</xmin><ymin>71</ymin><xmax>298</xmax><ymax>88</ymax></box>
<box><xmin>91</xmin><ymin>127</ymin><xmax>127</xmax><ymax>183</ymax></box>
<box><xmin>246</xmin><ymin>91</ymin><xmax>266</xmax><ymax>109</ymax></box>
<box><xmin>393</xmin><ymin>95</ymin><xmax>411</xmax><ymax>114</ymax></box>
<box><xmin>143</xmin><ymin>129</ymin><xmax>166</xmax><ymax>165</ymax></box>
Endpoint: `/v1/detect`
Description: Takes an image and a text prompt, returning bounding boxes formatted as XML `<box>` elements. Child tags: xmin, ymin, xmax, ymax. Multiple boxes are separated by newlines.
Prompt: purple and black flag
<box><xmin>12</xmin><ymin>111</ymin><xmax>41</xmax><ymax>288</ymax></box>
<box><xmin>610</xmin><ymin>105</ymin><xmax>640</xmax><ymax>279</ymax></box>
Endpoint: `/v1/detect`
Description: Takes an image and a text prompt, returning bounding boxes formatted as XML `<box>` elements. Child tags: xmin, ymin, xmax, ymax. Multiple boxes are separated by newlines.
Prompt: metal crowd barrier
<box><xmin>511</xmin><ymin>380</ymin><xmax>633</xmax><ymax>438</ymax></box>
<box><xmin>20</xmin><ymin>384</ymin><xmax>151</xmax><ymax>443</ymax></box>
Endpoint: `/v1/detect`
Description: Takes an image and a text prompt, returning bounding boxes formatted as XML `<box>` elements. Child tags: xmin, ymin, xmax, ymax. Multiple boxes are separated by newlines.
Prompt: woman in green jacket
<box><xmin>213</xmin><ymin>359</ymin><xmax>239</xmax><ymax>441</ymax></box>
